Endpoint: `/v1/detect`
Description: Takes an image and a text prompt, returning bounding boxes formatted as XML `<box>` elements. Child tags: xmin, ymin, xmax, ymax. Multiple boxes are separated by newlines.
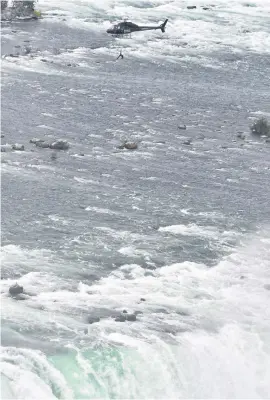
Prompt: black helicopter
<box><xmin>106</xmin><ymin>19</ymin><xmax>168</xmax><ymax>36</ymax></box>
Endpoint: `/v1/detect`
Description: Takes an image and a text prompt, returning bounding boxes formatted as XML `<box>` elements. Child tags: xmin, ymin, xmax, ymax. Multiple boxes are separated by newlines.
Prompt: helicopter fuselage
<box><xmin>106</xmin><ymin>19</ymin><xmax>168</xmax><ymax>36</ymax></box>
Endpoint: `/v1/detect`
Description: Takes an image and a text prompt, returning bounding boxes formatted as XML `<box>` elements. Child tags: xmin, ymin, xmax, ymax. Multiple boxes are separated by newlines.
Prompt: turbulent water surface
<box><xmin>1</xmin><ymin>0</ymin><xmax>270</xmax><ymax>398</ymax></box>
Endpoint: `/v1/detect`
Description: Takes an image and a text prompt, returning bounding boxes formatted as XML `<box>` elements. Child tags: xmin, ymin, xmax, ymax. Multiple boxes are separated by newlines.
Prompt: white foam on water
<box><xmin>0</xmin><ymin>347</ymin><xmax>73</xmax><ymax>400</ymax></box>
<box><xmin>197</xmin><ymin>210</ymin><xmax>225</xmax><ymax>219</ymax></box>
<box><xmin>1</xmin><ymin>161</ymin><xmax>39</xmax><ymax>179</ymax></box>
<box><xmin>1</xmin><ymin>55</ymin><xmax>86</xmax><ymax>78</ymax></box>
<box><xmin>35</xmin><ymin>228</ymin><xmax>270</xmax><ymax>399</ymax></box>
<box><xmin>0</xmin><ymin>244</ymin><xmax>82</xmax><ymax>287</ymax></box>
<box><xmin>118</xmin><ymin>246</ymin><xmax>152</xmax><ymax>259</ymax></box>
<box><xmin>140</xmin><ymin>176</ymin><xmax>159</xmax><ymax>181</ymax></box>
<box><xmin>27</xmin><ymin>164</ymin><xmax>56</xmax><ymax>171</ymax></box>
<box><xmin>159</xmin><ymin>223</ymin><xmax>220</xmax><ymax>239</ymax></box>
<box><xmin>251</xmin><ymin>110</ymin><xmax>270</xmax><ymax>117</ymax></box>
<box><xmin>48</xmin><ymin>214</ymin><xmax>71</xmax><ymax>225</ymax></box>
<box><xmin>41</xmin><ymin>112</ymin><xmax>58</xmax><ymax>118</ymax></box>
<box><xmin>85</xmin><ymin>206</ymin><xmax>119</xmax><ymax>215</ymax></box>
<box><xmin>77</xmin><ymin>229</ymin><xmax>270</xmax><ymax>398</ymax></box>
<box><xmin>1</xmin><ymin>228</ymin><xmax>270</xmax><ymax>397</ymax></box>
<box><xmin>180</xmin><ymin>208</ymin><xmax>191</xmax><ymax>215</ymax></box>
<box><xmin>95</xmin><ymin>226</ymin><xmax>145</xmax><ymax>242</ymax></box>
<box><xmin>36</xmin><ymin>124</ymin><xmax>55</xmax><ymax>130</ymax></box>
<box><xmin>73</xmin><ymin>176</ymin><xmax>99</xmax><ymax>185</ymax></box>
<box><xmin>1</xmin><ymin>245</ymin><xmax>53</xmax><ymax>275</ymax></box>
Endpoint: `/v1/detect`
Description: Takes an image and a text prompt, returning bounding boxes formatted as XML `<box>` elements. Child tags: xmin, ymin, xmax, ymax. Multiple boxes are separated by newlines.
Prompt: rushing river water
<box><xmin>1</xmin><ymin>0</ymin><xmax>270</xmax><ymax>398</ymax></box>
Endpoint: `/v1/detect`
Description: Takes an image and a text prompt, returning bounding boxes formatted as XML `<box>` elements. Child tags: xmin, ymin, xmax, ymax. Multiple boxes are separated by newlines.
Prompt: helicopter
<box><xmin>106</xmin><ymin>19</ymin><xmax>168</xmax><ymax>36</ymax></box>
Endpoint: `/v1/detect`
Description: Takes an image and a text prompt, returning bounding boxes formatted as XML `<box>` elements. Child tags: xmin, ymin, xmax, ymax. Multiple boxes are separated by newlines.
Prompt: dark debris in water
<box><xmin>115</xmin><ymin>315</ymin><xmax>127</xmax><ymax>322</ymax></box>
<box><xmin>87</xmin><ymin>316</ymin><xmax>100</xmax><ymax>324</ymax></box>
<box><xmin>9</xmin><ymin>283</ymin><xmax>23</xmax><ymax>296</ymax></box>
<box><xmin>115</xmin><ymin>313</ymin><xmax>137</xmax><ymax>322</ymax></box>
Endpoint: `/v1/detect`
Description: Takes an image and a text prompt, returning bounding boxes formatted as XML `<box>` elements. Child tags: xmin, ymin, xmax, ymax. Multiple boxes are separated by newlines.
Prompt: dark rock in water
<box><xmin>12</xmin><ymin>144</ymin><xmax>24</xmax><ymax>151</ymax></box>
<box><xmin>183</xmin><ymin>138</ymin><xmax>192</xmax><ymax>145</ymax></box>
<box><xmin>34</xmin><ymin>139</ymin><xmax>69</xmax><ymax>150</ymax></box>
<box><xmin>40</xmin><ymin>58</ymin><xmax>48</xmax><ymax>62</ymax></box>
<box><xmin>122</xmin><ymin>141</ymin><xmax>138</xmax><ymax>150</ymax></box>
<box><xmin>9</xmin><ymin>283</ymin><xmax>23</xmax><ymax>296</ymax></box>
<box><xmin>140</xmin><ymin>298</ymin><xmax>146</xmax><ymax>302</ymax></box>
<box><xmin>50</xmin><ymin>140</ymin><xmax>70</xmax><ymax>150</ymax></box>
<box><xmin>1</xmin><ymin>134</ymin><xmax>4</xmax><ymax>138</ymax></box>
<box><xmin>118</xmin><ymin>140</ymin><xmax>138</xmax><ymax>150</ymax></box>
<box><xmin>264</xmin><ymin>284</ymin><xmax>270</xmax><ymax>291</ymax></box>
<box><xmin>79</xmin><ymin>153</ymin><xmax>85</xmax><ymax>156</ymax></box>
<box><xmin>187</xmin><ymin>6</ymin><xmax>196</xmax><ymax>9</ymax></box>
<box><xmin>115</xmin><ymin>315</ymin><xmax>126</xmax><ymax>322</ymax></box>
<box><xmin>30</xmin><ymin>138</ymin><xmax>44</xmax><ymax>144</ymax></box>
<box><xmin>202</xmin><ymin>7</ymin><xmax>210</xmax><ymax>10</ymax></box>
<box><xmin>237</xmin><ymin>132</ymin><xmax>246</xmax><ymax>140</ymax></box>
<box><xmin>145</xmin><ymin>264</ymin><xmax>156</xmax><ymax>270</ymax></box>
<box><xmin>124</xmin><ymin>142</ymin><xmax>138</xmax><ymax>150</ymax></box>
<box><xmin>1</xmin><ymin>143</ymin><xmax>24</xmax><ymax>152</ymax></box>
<box><xmin>265</xmin><ymin>138</ymin><xmax>270</xmax><ymax>143</ymax></box>
<box><xmin>220</xmin><ymin>145</ymin><xmax>228</xmax><ymax>149</ymax></box>
<box><xmin>122</xmin><ymin>310</ymin><xmax>128</xmax><ymax>314</ymax></box>
<box><xmin>250</xmin><ymin>117</ymin><xmax>270</xmax><ymax>136</ymax></box>
<box><xmin>126</xmin><ymin>314</ymin><xmax>137</xmax><ymax>321</ymax></box>
<box><xmin>9</xmin><ymin>54</ymin><xmax>19</xmax><ymax>58</ymax></box>
<box><xmin>178</xmin><ymin>125</ymin><xmax>186</xmax><ymax>130</ymax></box>
<box><xmin>36</xmin><ymin>141</ymin><xmax>50</xmax><ymax>148</ymax></box>
<box><xmin>240</xmin><ymin>275</ymin><xmax>245</xmax><ymax>279</ymax></box>
<box><xmin>87</xmin><ymin>316</ymin><xmax>100</xmax><ymax>324</ymax></box>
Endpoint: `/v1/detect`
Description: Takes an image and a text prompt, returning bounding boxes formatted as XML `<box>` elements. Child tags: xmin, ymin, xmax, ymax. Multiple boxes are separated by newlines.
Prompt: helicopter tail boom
<box><xmin>160</xmin><ymin>19</ymin><xmax>168</xmax><ymax>33</ymax></box>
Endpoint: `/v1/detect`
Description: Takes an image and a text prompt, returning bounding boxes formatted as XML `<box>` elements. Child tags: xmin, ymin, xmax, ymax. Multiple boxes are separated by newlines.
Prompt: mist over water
<box><xmin>1</xmin><ymin>0</ymin><xmax>270</xmax><ymax>398</ymax></box>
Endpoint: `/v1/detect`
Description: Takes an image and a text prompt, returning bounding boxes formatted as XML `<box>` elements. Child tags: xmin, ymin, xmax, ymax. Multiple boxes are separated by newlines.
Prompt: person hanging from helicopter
<box><xmin>116</xmin><ymin>50</ymin><xmax>124</xmax><ymax>60</ymax></box>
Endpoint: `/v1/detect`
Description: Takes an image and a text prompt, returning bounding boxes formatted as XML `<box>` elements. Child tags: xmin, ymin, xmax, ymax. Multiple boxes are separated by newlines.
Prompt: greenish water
<box><xmin>50</xmin><ymin>347</ymin><xmax>130</xmax><ymax>399</ymax></box>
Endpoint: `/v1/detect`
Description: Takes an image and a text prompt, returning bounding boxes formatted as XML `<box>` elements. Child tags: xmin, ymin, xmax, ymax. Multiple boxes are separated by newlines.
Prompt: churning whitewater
<box><xmin>1</xmin><ymin>0</ymin><xmax>270</xmax><ymax>398</ymax></box>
